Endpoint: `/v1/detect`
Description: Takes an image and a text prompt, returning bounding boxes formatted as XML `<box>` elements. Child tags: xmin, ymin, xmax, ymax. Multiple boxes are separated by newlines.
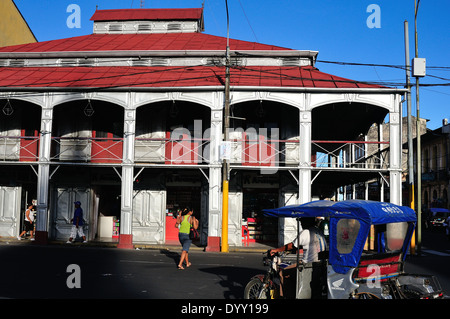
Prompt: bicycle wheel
<box><xmin>244</xmin><ymin>278</ymin><xmax>269</xmax><ymax>299</ymax></box>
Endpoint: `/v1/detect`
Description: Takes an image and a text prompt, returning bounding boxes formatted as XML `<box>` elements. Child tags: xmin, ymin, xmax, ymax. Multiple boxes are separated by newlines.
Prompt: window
<box><xmin>386</xmin><ymin>222</ymin><xmax>408</xmax><ymax>252</ymax></box>
<box><xmin>336</xmin><ymin>219</ymin><xmax>360</xmax><ymax>254</ymax></box>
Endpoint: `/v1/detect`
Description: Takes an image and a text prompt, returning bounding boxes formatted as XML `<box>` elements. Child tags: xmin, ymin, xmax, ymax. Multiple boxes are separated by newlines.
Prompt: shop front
<box><xmin>229</xmin><ymin>170</ymin><xmax>293</xmax><ymax>247</ymax></box>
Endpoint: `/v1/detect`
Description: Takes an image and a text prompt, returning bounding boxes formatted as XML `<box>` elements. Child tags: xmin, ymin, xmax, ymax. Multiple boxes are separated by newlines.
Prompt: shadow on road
<box><xmin>159</xmin><ymin>249</ymin><xmax>181</xmax><ymax>267</ymax></box>
<box><xmin>199</xmin><ymin>266</ymin><xmax>262</xmax><ymax>299</ymax></box>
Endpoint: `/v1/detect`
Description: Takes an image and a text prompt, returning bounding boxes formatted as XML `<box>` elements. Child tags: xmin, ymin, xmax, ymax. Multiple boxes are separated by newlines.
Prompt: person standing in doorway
<box><xmin>17</xmin><ymin>205</ymin><xmax>35</xmax><ymax>241</ymax></box>
<box><xmin>67</xmin><ymin>201</ymin><xmax>87</xmax><ymax>243</ymax></box>
<box><xmin>175</xmin><ymin>207</ymin><xmax>198</xmax><ymax>269</ymax></box>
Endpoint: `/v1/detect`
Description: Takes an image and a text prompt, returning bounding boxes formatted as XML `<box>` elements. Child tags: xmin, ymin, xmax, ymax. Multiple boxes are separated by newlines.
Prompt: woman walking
<box><xmin>175</xmin><ymin>207</ymin><xmax>198</xmax><ymax>270</ymax></box>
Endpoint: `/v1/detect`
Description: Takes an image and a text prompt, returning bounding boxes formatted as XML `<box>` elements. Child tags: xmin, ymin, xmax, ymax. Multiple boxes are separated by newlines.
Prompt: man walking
<box><xmin>67</xmin><ymin>201</ymin><xmax>87</xmax><ymax>243</ymax></box>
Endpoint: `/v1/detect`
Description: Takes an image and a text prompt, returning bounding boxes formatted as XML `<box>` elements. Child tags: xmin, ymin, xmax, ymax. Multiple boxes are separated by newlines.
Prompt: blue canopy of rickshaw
<box><xmin>263</xmin><ymin>200</ymin><xmax>417</xmax><ymax>274</ymax></box>
<box><xmin>429</xmin><ymin>207</ymin><xmax>450</xmax><ymax>214</ymax></box>
<box><xmin>263</xmin><ymin>199</ymin><xmax>417</xmax><ymax>224</ymax></box>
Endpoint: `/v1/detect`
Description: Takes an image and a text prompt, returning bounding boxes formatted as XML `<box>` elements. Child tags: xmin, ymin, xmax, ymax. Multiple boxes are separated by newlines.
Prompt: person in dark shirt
<box><xmin>66</xmin><ymin>201</ymin><xmax>87</xmax><ymax>243</ymax></box>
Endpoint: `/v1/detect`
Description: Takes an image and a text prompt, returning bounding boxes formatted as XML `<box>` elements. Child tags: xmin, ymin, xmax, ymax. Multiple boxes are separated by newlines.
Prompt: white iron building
<box><xmin>0</xmin><ymin>8</ymin><xmax>405</xmax><ymax>249</ymax></box>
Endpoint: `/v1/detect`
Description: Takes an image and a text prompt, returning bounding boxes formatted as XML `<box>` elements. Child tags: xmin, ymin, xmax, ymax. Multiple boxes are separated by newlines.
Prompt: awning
<box><xmin>263</xmin><ymin>199</ymin><xmax>417</xmax><ymax>225</ymax></box>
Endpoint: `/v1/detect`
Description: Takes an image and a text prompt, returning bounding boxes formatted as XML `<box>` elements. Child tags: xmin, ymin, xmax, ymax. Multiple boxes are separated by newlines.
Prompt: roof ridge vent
<box><xmin>138</xmin><ymin>23</ymin><xmax>152</xmax><ymax>31</ymax></box>
<box><xmin>109</xmin><ymin>24</ymin><xmax>123</xmax><ymax>32</ymax></box>
<box><xmin>132</xmin><ymin>58</ymin><xmax>150</xmax><ymax>66</ymax></box>
<box><xmin>151</xmin><ymin>58</ymin><xmax>169</xmax><ymax>66</ymax></box>
<box><xmin>281</xmin><ymin>57</ymin><xmax>300</xmax><ymax>66</ymax></box>
<box><xmin>167</xmin><ymin>23</ymin><xmax>182</xmax><ymax>31</ymax></box>
<box><xmin>60</xmin><ymin>59</ymin><xmax>78</xmax><ymax>67</ymax></box>
<box><xmin>9</xmin><ymin>59</ymin><xmax>26</xmax><ymax>67</ymax></box>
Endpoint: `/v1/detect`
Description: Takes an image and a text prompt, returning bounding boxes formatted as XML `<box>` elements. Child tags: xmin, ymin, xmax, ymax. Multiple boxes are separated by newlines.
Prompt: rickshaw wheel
<box><xmin>244</xmin><ymin>278</ymin><xmax>270</xmax><ymax>299</ymax></box>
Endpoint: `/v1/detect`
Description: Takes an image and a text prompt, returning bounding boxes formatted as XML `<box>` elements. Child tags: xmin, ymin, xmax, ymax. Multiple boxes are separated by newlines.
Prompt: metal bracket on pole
<box><xmin>49</xmin><ymin>165</ymin><xmax>60</xmax><ymax>180</ymax></box>
<box><xmin>289</xmin><ymin>170</ymin><xmax>299</xmax><ymax>185</ymax></box>
<box><xmin>378</xmin><ymin>172</ymin><xmax>390</xmax><ymax>187</ymax></box>
<box><xmin>133</xmin><ymin>167</ymin><xmax>145</xmax><ymax>181</ymax></box>
<box><xmin>29</xmin><ymin>164</ymin><xmax>38</xmax><ymax>177</ymax></box>
<box><xmin>199</xmin><ymin>168</ymin><xmax>209</xmax><ymax>183</ymax></box>
<box><xmin>113</xmin><ymin>167</ymin><xmax>122</xmax><ymax>180</ymax></box>
<box><xmin>311</xmin><ymin>170</ymin><xmax>322</xmax><ymax>185</ymax></box>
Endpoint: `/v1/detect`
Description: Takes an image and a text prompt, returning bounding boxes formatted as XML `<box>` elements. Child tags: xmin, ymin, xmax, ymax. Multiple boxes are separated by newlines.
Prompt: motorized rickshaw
<box><xmin>244</xmin><ymin>199</ymin><xmax>445</xmax><ymax>299</ymax></box>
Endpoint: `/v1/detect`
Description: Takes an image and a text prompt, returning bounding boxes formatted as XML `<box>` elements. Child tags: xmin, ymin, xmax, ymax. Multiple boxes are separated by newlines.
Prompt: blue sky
<box><xmin>14</xmin><ymin>0</ymin><xmax>450</xmax><ymax>130</ymax></box>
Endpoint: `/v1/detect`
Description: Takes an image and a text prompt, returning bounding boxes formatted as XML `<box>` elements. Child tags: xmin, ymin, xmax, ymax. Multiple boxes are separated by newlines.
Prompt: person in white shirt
<box><xmin>17</xmin><ymin>205</ymin><xmax>35</xmax><ymax>241</ymax></box>
<box><xmin>269</xmin><ymin>217</ymin><xmax>327</xmax><ymax>297</ymax></box>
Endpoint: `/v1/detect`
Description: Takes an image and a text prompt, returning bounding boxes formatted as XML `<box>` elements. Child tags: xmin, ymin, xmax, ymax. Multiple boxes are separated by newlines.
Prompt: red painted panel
<box><xmin>90</xmin><ymin>132</ymin><xmax>123</xmax><ymax>163</ymax></box>
<box><xmin>242</xmin><ymin>134</ymin><xmax>276</xmax><ymax>166</ymax></box>
<box><xmin>165</xmin><ymin>132</ymin><xmax>200</xmax><ymax>165</ymax></box>
<box><xmin>19</xmin><ymin>129</ymin><xmax>39</xmax><ymax>162</ymax></box>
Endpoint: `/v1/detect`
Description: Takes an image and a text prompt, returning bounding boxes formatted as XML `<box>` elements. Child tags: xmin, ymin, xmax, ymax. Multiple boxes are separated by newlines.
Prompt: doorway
<box><xmin>95</xmin><ymin>185</ymin><xmax>121</xmax><ymax>240</ymax></box>
<box><xmin>166</xmin><ymin>186</ymin><xmax>201</xmax><ymax>243</ymax></box>
<box><xmin>243</xmin><ymin>188</ymin><xmax>278</xmax><ymax>244</ymax></box>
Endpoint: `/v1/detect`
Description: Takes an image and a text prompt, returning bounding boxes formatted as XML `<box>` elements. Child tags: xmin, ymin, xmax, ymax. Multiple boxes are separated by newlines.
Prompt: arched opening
<box><xmin>310</xmin><ymin>102</ymin><xmax>389</xmax><ymax>200</ymax></box>
<box><xmin>0</xmin><ymin>99</ymin><xmax>41</xmax><ymax>238</ymax></box>
<box><xmin>52</xmin><ymin>100</ymin><xmax>124</xmax><ymax>163</ymax></box>
<box><xmin>229</xmin><ymin>100</ymin><xmax>299</xmax><ymax>167</ymax></box>
<box><xmin>227</xmin><ymin>100</ymin><xmax>300</xmax><ymax>246</ymax></box>
<box><xmin>0</xmin><ymin>99</ymin><xmax>41</xmax><ymax>162</ymax></box>
<box><xmin>49</xmin><ymin>100</ymin><xmax>124</xmax><ymax>241</ymax></box>
<box><xmin>135</xmin><ymin>100</ymin><xmax>211</xmax><ymax>164</ymax></box>
<box><xmin>134</xmin><ymin>100</ymin><xmax>211</xmax><ymax>244</ymax></box>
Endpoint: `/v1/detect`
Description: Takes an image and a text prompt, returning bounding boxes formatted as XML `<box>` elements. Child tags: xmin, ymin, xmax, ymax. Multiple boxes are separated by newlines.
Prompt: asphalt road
<box><xmin>404</xmin><ymin>227</ymin><xmax>450</xmax><ymax>295</ymax></box>
<box><xmin>0</xmin><ymin>227</ymin><xmax>448</xmax><ymax>301</ymax></box>
<box><xmin>0</xmin><ymin>242</ymin><xmax>266</xmax><ymax>299</ymax></box>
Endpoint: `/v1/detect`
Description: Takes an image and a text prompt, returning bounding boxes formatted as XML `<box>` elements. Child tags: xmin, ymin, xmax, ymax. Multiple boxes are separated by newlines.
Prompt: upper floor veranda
<box><xmin>0</xmin><ymin>89</ymin><xmax>402</xmax><ymax>173</ymax></box>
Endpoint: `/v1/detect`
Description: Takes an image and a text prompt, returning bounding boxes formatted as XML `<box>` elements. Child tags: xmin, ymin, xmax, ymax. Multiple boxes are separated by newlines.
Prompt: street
<box><xmin>0</xmin><ymin>228</ymin><xmax>449</xmax><ymax>301</ymax></box>
<box><xmin>0</xmin><ymin>242</ymin><xmax>266</xmax><ymax>299</ymax></box>
<box><xmin>404</xmin><ymin>227</ymin><xmax>450</xmax><ymax>295</ymax></box>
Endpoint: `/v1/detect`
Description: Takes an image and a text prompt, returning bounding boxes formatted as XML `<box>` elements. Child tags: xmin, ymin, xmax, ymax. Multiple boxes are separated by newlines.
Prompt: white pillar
<box><xmin>389</xmin><ymin>95</ymin><xmax>402</xmax><ymax>205</ymax></box>
<box><xmin>118</xmin><ymin>106</ymin><xmax>136</xmax><ymax>249</ymax></box>
<box><xmin>206</xmin><ymin>107</ymin><xmax>223</xmax><ymax>251</ymax></box>
<box><xmin>299</xmin><ymin>110</ymin><xmax>312</xmax><ymax>204</ymax></box>
<box><xmin>35</xmin><ymin>102</ymin><xmax>53</xmax><ymax>244</ymax></box>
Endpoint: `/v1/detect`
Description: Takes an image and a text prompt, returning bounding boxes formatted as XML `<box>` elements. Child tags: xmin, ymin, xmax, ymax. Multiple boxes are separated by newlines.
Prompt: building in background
<box><xmin>420</xmin><ymin>119</ymin><xmax>450</xmax><ymax>211</ymax></box>
<box><xmin>0</xmin><ymin>7</ymin><xmax>405</xmax><ymax>250</ymax></box>
<box><xmin>0</xmin><ymin>0</ymin><xmax>37</xmax><ymax>47</ymax></box>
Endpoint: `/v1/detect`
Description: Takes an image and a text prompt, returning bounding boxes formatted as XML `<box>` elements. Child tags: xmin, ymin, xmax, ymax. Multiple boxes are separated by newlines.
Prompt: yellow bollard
<box><xmin>221</xmin><ymin>180</ymin><xmax>229</xmax><ymax>252</ymax></box>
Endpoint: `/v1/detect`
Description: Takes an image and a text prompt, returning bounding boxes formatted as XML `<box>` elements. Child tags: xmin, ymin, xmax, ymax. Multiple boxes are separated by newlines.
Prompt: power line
<box><xmin>1</xmin><ymin>65</ymin><xmax>448</xmax><ymax>90</ymax></box>
<box><xmin>237</xmin><ymin>0</ymin><xmax>258</xmax><ymax>43</ymax></box>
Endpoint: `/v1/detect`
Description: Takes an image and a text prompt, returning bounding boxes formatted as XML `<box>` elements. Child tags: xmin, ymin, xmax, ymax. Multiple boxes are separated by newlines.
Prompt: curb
<box><xmin>0</xmin><ymin>237</ymin><xmax>270</xmax><ymax>253</ymax></box>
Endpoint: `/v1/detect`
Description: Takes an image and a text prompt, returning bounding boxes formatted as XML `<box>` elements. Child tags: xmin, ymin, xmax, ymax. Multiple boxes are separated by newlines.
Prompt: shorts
<box><xmin>23</xmin><ymin>221</ymin><xmax>34</xmax><ymax>232</ymax></box>
<box><xmin>179</xmin><ymin>232</ymin><xmax>192</xmax><ymax>252</ymax></box>
<box><xmin>70</xmin><ymin>225</ymin><xmax>85</xmax><ymax>239</ymax></box>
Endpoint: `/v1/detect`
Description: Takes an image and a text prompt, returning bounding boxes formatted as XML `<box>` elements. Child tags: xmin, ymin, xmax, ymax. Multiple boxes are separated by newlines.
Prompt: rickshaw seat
<box><xmin>353</xmin><ymin>252</ymin><xmax>402</xmax><ymax>282</ymax></box>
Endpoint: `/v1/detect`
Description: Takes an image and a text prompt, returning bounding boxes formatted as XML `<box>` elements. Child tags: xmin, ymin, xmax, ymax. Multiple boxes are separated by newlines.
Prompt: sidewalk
<box><xmin>0</xmin><ymin>236</ymin><xmax>274</xmax><ymax>253</ymax></box>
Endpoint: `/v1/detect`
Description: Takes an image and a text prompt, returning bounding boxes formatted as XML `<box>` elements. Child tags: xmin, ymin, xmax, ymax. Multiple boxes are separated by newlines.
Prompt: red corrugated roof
<box><xmin>0</xmin><ymin>33</ymin><xmax>291</xmax><ymax>53</ymax></box>
<box><xmin>0</xmin><ymin>66</ymin><xmax>383</xmax><ymax>89</ymax></box>
<box><xmin>90</xmin><ymin>8</ymin><xmax>203</xmax><ymax>21</ymax></box>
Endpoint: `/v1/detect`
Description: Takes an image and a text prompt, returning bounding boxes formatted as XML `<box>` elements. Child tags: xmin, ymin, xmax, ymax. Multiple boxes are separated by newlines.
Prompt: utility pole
<box><xmin>414</xmin><ymin>0</ymin><xmax>422</xmax><ymax>255</ymax></box>
<box><xmin>221</xmin><ymin>0</ymin><xmax>231</xmax><ymax>253</ymax></box>
<box><xmin>404</xmin><ymin>20</ymin><xmax>415</xmax><ymax>254</ymax></box>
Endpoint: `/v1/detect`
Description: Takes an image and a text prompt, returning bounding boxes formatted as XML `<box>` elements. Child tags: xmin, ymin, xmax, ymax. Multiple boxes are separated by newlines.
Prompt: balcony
<box><xmin>135</xmin><ymin>132</ymin><xmax>209</xmax><ymax>165</ymax></box>
<box><xmin>0</xmin><ymin>130</ymin><xmax>39</xmax><ymax>162</ymax></box>
<box><xmin>312</xmin><ymin>140</ymin><xmax>390</xmax><ymax>170</ymax></box>
<box><xmin>51</xmin><ymin>135</ymin><xmax>123</xmax><ymax>163</ymax></box>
